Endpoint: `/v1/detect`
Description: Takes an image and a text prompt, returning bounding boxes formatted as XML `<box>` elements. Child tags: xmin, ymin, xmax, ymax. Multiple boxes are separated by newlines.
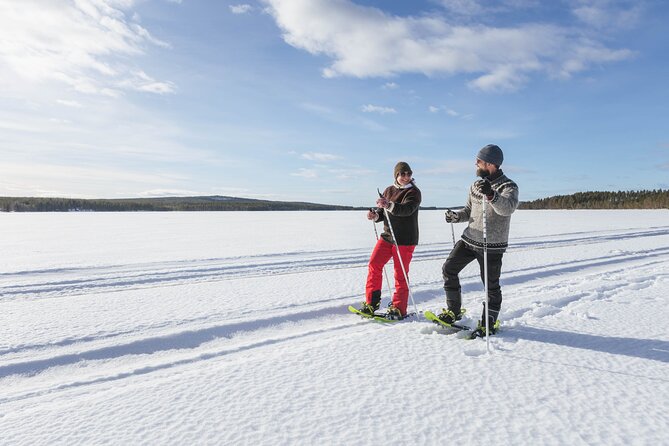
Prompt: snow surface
<box><xmin>1</xmin><ymin>210</ymin><xmax>668</xmax><ymax>445</ymax></box>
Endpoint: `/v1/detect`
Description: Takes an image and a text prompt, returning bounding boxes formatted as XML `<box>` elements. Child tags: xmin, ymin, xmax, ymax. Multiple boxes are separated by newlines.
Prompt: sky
<box><xmin>0</xmin><ymin>0</ymin><xmax>667</xmax><ymax>207</ymax></box>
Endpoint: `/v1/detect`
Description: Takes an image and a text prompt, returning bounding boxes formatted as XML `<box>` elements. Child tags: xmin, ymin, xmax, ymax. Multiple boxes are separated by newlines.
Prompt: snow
<box><xmin>1</xmin><ymin>210</ymin><xmax>668</xmax><ymax>445</ymax></box>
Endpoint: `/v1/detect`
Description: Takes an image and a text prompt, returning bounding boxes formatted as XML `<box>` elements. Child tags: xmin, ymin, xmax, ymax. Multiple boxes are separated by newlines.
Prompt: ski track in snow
<box><xmin>1</xmin><ymin>223</ymin><xmax>668</xmax><ymax>406</ymax></box>
<box><xmin>2</xmin><ymin>226</ymin><xmax>667</xmax><ymax>301</ymax></box>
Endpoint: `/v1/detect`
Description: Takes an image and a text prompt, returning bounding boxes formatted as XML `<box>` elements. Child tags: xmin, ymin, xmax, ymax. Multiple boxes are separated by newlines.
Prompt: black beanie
<box><xmin>394</xmin><ymin>161</ymin><xmax>412</xmax><ymax>179</ymax></box>
<box><xmin>476</xmin><ymin>144</ymin><xmax>504</xmax><ymax>166</ymax></box>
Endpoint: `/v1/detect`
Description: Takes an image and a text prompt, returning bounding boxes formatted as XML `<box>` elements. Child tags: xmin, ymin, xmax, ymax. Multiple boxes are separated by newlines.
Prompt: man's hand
<box><xmin>367</xmin><ymin>209</ymin><xmax>378</xmax><ymax>221</ymax></box>
<box><xmin>475</xmin><ymin>179</ymin><xmax>493</xmax><ymax>198</ymax></box>
<box><xmin>445</xmin><ymin>209</ymin><xmax>459</xmax><ymax>223</ymax></box>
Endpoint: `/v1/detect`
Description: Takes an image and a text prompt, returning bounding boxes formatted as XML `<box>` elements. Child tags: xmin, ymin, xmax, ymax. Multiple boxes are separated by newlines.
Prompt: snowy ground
<box><xmin>1</xmin><ymin>210</ymin><xmax>668</xmax><ymax>445</ymax></box>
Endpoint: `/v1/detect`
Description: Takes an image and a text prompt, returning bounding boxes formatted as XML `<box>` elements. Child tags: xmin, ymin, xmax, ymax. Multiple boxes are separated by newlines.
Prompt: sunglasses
<box><xmin>398</xmin><ymin>171</ymin><xmax>412</xmax><ymax>177</ymax></box>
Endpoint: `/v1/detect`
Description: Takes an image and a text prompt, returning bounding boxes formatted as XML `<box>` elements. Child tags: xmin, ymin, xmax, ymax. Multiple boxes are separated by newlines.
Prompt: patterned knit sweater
<box><xmin>455</xmin><ymin>170</ymin><xmax>519</xmax><ymax>253</ymax></box>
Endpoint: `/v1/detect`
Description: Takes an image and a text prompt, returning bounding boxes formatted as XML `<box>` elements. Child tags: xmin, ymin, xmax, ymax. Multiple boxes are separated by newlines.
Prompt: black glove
<box><xmin>445</xmin><ymin>209</ymin><xmax>459</xmax><ymax>223</ymax></box>
<box><xmin>476</xmin><ymin>179</ymin><xmax>493</xmax><ymax>197</ymax></box>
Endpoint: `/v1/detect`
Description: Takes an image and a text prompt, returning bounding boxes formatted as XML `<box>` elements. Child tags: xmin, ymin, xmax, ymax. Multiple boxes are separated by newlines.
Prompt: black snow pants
<box><xmin>442</xmin><ymin>240</ymin><xmax>504</xmax><ymax>321</ymax></box>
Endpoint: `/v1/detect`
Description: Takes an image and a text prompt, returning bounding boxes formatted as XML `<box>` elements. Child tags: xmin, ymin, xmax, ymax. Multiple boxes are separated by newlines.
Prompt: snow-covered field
<box><xmin>1</xmin><ymin>210</ymin><xmax>668</xmax><ymax>445</ymax></box>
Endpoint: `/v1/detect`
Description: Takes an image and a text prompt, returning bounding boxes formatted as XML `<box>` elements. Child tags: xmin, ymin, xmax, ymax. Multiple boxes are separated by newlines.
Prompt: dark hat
<box><xmin>393</xmin><ymin>161</ymin><xmax>412</xmax><ymax>178</ymax></box>
<box><xmin>476</xmin><ymin>144</ymin><xmax>503</xmax><ymax>166</ymax></box>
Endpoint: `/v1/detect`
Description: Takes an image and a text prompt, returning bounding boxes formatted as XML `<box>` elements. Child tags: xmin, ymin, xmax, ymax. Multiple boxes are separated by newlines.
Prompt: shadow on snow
<box><xmin>506</xmin><ymin>325</ymin><xmax>669</xmax><ymax>364</ymax></box>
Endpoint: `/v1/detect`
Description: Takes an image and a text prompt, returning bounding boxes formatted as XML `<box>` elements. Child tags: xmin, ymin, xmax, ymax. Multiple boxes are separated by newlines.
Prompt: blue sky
<box><xmin>0</xmin><ymin>0</ymin><xmax>667</xmax><ymax>207</ymax></box>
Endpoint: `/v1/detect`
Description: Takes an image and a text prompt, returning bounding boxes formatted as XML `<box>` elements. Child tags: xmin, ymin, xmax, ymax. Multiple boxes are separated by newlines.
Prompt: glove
<box><xmin>376</xmin><ymin>197</ymin><xmax>390</xmax><ymax>209</ymax></box>
<box><xmin>367</xmin><ymin>209</ymin><xmax>378</xmax><ymax>221</ymax></box>
<box><xmin>445</xmin><ymin>209</ymin><xmax>459</xmax><ymax>223</ymax></box>
<box><xmin>475</xmin><ymin>179</ymin><xmax>493</xmax><ymax>198</ymax></box>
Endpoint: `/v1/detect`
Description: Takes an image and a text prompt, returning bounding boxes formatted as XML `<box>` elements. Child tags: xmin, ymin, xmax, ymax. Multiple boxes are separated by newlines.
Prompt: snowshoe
<box><xmin>469</xmin><ymin>319</ymin><xmax>501</xmax><ymax>339</ymax></box>
<box><xmin>436</xmin><ymin>308</ymin><xmax>466</xmax><ymax>325</ymax></box>
<box><xmin>384</xmin><ymin>305</ymin><xmax>405</xmax><ymax>321</ymax></box>
<box><xmin>357</xmin><ymin>302</ymin><xmax>379</xmax><ymax>317</ymax></box>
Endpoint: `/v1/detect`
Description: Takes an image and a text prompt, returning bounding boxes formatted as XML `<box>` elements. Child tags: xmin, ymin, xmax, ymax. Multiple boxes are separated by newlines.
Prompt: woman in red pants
<box><xmin>357</xmin><ymin>161</ymin><xmax>422</xmax><ymax>320</ymax></box>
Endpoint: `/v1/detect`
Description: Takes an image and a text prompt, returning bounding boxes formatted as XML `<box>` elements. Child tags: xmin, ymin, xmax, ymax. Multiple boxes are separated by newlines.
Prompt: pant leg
<box><xmin>391</xmin><ymin>244</ymin><xmax>415</xmax><ymax>315</ymax></box>
<box><xmin>442</xmin><ymin>240</ymin><xmax>477</xmax><ymax>313</ymax></box>
<box><xmin>365</xmin><ymin>239</ymin><xmax>394</xmax><ymax>303</ymax></box>
<box><xmin>475</xmin><ymin>251</ymin><xmax>504</xmax><ymax>320</ymax></box>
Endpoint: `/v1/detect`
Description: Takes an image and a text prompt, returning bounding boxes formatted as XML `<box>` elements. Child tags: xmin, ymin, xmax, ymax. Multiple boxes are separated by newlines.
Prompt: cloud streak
<box><xmin>262</xmin><ymin>0</ymin><xmax>634</xmax><ymax>91</ymax></box>
<box><xmin>361</xmin><ymin>104</ymin><xmax>397</xmax><ymax>114</ymax></box>
<box><xmin>0</xmin><ymin>0</ymin><xmax>174</xmax><ymax>96</ymax></box>
<box><xmin>301</xmin><ymin>152</ymin><xmax>342</xmax><ymax>161</ymax></box>
<box><xmin>230</xmin><ymin>4</ymin><xmax>254</xmax><ymax>14</ymax></box>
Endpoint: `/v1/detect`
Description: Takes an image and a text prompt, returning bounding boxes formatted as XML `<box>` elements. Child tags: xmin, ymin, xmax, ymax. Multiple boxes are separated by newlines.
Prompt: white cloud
<box><xmin>118</xmin><ymin>70</ymin><xmax>176</xmax><ymax>94</ymax></box>
<box><xmin>571</xmin><ymin>0</ymin><xmax>642</xmax><ymax>30</ymax></box>
<box><xmin>428</xmin><ymin>105</ymin><xmax>466</xmax><ymax>117</ymax></box>
<box><xmin>0</xmin><ymin>0</ymin><xmax>173</xmax><ymax>97</ymax></box>
<box><xmin>382</xmin><ymin>82</ymin><xmax>399</xmax><ymax>89</ymax></box>
<box><xmin>0</xmin><ymin>161</ymin><xmax>187</xmax><ymax>198</ymax></box>
<box><xmin>262</xmin><ymin>0</ymin><xmax>634</xmax><ymax>91</ymax></box>
<box><xmin>56</xmin><ymin>99</ymin><xmax>84</xmax><ymax>108</ymax></box>
<box><xmin>291</xmin><ymin>168</ymin><xmax>318</xmax><ymax>178</ymax></box>
<box><xmin>438</xmin><ymin>0</ymin><xmax>486</xmax><ymax>16</ymax></box>
<box><xmin>361</xmin><ymin>104</ymin><xmax>397</xmax><ymax>114</ymax></box>
<box><xmin>230</xmin><ymin>4</ymin><xmax>254</xmax><ymax>14</ymax></box>
<box><xmin>301</xmin><ymin>152</ymin><xmax>342</xmax><ymax>161</ymax></box>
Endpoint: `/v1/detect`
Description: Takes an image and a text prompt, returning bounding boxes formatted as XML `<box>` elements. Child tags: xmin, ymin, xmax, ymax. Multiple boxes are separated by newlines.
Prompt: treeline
<box><xmin>519</xmin><ymin>189</ymin><xmax>669</xmax><ymax>209</ymax></box>
<box><xmin>3</xmin><ymin>190</ymin><xmax>667</xmax><ymax>212</ymax></box>
<box><xmin>0</xmin><ymin>196</ymin><xmax>361</xmax><ymax>212</ymax></box>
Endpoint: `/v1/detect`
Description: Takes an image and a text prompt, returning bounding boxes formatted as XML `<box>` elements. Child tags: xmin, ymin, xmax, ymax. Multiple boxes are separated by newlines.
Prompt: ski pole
<box><xmin>482</xmin><ymin>197</ymin><xmax>490</xmax><ymax>353</ymax></box>
<box><xmin>445</xmin><ymin>206</ymin><xmax>464</xmax><ymax>247</ymax></box>
<box><xmin>372</xmin><ymin>218</ymin><xmax>393</xmax><ymax>300</ymax></box>
<box><xmin>378</xmin><ymin>189</ymin><xmax>418</xmax><ymax>316</ymax></box>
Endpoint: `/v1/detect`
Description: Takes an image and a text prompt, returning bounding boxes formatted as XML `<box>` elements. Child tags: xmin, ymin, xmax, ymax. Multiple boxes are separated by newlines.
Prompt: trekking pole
<box><xmin>445</xmin><ymin>206</ymin><xmax>464</xmax><ymax>247</ymax></box>
<box><xmin>372</xmin><ymin>218</ymin><xmax>393</xmax><ymax>299</ymax></box>
<box><xmin>482</xmin><ymin>197</ymin><xmax>490</xmax><ymax>353</ymax></box>
<box><xmin>378</xmin><ymin>189</ymin><xmax>418</xmax><ymax>316</ymax></box>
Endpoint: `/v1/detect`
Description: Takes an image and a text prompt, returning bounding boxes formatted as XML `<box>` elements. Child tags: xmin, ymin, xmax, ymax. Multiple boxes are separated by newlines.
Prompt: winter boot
<box><xmin>471</xmin><ymin>316</ymin><xmax>501</xmax><ymax>338</ymax></box>
<box><xmin>384</xmin><ymin>304</ymin><xmax>405</xmax><ymax>320</ymax></box>
<box><xmin>437</xmin><ymin>308</ymin><xmax>466</xmax><ymax>325</ymax></box>
<box><xmin>445</xmin><ymin>290</ymin><xmax>462</xmax><ymax>315</ymax></box>
<box><xmin>358</xmin><ymin>290</ymin><xmax>382</xmax><ymax>316</ymax></box>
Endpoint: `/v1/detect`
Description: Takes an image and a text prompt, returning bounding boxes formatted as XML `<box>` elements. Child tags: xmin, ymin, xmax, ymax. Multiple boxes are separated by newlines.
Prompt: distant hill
<box><xmin>519</xmin><ymin>189</ymin><xmax>669</xmax><ymax>209</ymax></box>
<box><xmin>0</xmin><ymin>196</ymin><xmax>365</xmax><ymax>212</ymax></box>
<box><xmin>2</xmin><ymin>189</ymin><xmax>667</xmax><ymax>212</ymax></box>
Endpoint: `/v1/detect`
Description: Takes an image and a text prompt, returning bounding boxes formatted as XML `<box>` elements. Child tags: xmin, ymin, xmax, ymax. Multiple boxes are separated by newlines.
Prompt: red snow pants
<box><xmin>365</xmin><ymin>238</ymin><xmax>415</xmax><ymax>316</ymax></box>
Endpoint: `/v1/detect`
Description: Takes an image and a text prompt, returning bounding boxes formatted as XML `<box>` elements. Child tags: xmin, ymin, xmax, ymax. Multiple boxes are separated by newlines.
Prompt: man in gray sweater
<box><xmin>436</xmin><ymin>144</ymin><xmax>519</xmax><ymax>335</ymax></box>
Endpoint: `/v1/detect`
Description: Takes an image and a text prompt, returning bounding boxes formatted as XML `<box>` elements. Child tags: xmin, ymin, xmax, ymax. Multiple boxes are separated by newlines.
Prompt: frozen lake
<box><xmin>1</xmin><ymin>210</ymin><xmax>668</xmax><ymax>445</ymax></box>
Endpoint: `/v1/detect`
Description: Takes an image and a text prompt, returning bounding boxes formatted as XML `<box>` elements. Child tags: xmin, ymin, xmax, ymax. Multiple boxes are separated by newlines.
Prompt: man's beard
<box><xmin>476</xmin><ymin>167</ymin><xmax>490</xmax><ymax>178</ymax></box>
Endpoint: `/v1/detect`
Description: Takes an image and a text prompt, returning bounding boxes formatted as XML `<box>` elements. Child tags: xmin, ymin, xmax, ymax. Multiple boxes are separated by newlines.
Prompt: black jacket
<box><xmin>374</xmin><ymin>183</ymin><xmax>421</xmax><ymax>246</ymax></box>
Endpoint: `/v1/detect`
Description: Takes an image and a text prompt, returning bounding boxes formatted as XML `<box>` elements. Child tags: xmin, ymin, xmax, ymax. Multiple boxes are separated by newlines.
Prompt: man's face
<box><xmin>476</xmin><ymin>158</ymin><xmax>490</xmax><ymax>178</ymax></box>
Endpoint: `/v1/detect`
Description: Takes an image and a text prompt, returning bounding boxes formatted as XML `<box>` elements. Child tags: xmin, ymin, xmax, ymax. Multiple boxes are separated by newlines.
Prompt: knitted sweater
<box><xmin>456</xmin><ymin>170</ymin><xmax>518</xmax><ymax>253</ymax></box>
<box><xmin>374</xmin><ymin>182</ymin><xmax>422</xmax><ymax>246</ymax></box>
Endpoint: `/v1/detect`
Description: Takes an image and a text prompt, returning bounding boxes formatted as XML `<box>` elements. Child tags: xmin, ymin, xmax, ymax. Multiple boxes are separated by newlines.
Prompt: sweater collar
<box><xmin>394</xmin><ymin>180</ymin><xmax>415</xmax><ymax>189</ymax></box>
<box><xmin>487</xmin><ymin>169</ymin><xmax>504</xmax><ymax>182</ymax></box>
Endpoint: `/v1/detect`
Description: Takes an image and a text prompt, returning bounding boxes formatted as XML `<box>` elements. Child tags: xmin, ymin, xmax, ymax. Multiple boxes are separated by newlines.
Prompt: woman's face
<box><xmin>396</xmin><ymin>170</ymin><xmax>412</xmax><ymax>186</ymax></box>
